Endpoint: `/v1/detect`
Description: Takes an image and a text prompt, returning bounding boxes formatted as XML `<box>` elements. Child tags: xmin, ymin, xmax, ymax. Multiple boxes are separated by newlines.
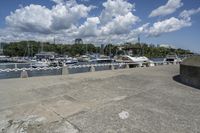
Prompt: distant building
<box><xmin>100</xmin><ymin>44</ymin><xmax>104</xmax><ymax>54</ymax></box>
<box><xmin>157</xmin><ymin>44</ymin><xmax>175</xmax><ymax>49</ymax></box>
<box><xmin>0</xmin><ymin>49</ymin><xmax>3</xmax><ymax>55</ymax></box>
<box><xmin>149</xmin><ymin>44</ymin><xmax>156</xmax><ymax>48</ymax></box>
<box><xmin>75</xmin><ymin>38</ymin><xmax>83</xmax><ymax>45</ymax></box>
<box><xmin>35</xmin><ymin>52</ymin><xmax>57</xmax><ymax>60</ymax></box>
<box><xmin>0</xmin><ymin>42</ymin><xmax>7</xmax><ymax>55</ymax></box>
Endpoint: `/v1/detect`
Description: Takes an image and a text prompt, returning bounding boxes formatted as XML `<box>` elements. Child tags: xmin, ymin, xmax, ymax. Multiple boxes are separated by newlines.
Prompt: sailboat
<box><xmin>30</xmin><ymin>42</ymin><xmax>51</xmax><ymax>68</ymax></box>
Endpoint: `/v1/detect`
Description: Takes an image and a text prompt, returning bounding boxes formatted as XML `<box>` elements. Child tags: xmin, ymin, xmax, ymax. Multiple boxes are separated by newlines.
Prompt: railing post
<box><xmin>125</xmin><ymin>63</ymin><xmax>130</xmax><ymax>69</ymax></box>
<box><xmin>62</xmin><ymin>66</ymin><xmax>69</xmax><ymax>75</ymax></box>
<box><xmin>20</xmin><ymin>70</ymin><xmax>28</xmax><ymax>78</ymax></box>
<box><xmin>90</xmin><ymin>65</ymin><xmax>95</xmax><ymax>72</ymax></box>
<box><xmin>110</xmin><ymin>64</ymin><xmax>115</xmax><ymax>70</ymax></box>
<box><xmin>14</xmin><ymin>63</ymin><xmax>17</xmax><ymax>68</ymax></box>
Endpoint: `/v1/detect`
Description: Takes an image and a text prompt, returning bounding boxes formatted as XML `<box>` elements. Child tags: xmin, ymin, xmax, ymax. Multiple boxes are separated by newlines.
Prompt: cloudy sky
<box><xmin>0</xmin><ymin>0</ymin><xmax>199</xmax><ymax>52</ymax></box>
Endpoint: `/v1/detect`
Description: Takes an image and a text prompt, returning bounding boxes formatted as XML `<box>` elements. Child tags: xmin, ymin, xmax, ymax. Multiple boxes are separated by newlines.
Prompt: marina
<box><xmin>0</xmin><ymin>47</ymin><xmax>185</xmax><ymax>80</ymax></box>
<box><xmin>0</xmin><ymin>58</ymin><xmax>177</xmax><ymax>79</ymax></box>
<box><xmin>0</xmin><ymin>0</ymin><xmax>200</xmax><ymax>132</ymax></box>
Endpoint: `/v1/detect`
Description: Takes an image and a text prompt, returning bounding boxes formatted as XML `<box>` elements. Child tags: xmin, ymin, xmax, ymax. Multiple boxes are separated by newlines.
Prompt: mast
<box><xmin>109</xmin><ymin>37</ymin><xmax>111</xmax><ymax>58</ymax></box>
<box><xmin>138</xmin><ymin>35</ymin><xmax>143</xmax><ymax>56</ymax></box>
<box><xmin>41</xmin><ymin>42</ymin><xmax>44</xmax><ymax>52</ymax></box>
<box><xmin>27</xmin><ymin>41</ymin><xmax>30</xmax><ymax>57</ymax></box>
<box><xmin>138</xmin><ymin>35</ymin><xmax>140</xmax><ymax>44</ymax></box>
<box><xmin>86</xmin><ymin>43</ymin><xmax>88</xmax><ymax>55</ymax></box>
<box><xmin>53</xmin><ymin>37</ymin><xmax>56</xmax><ymax>45</ymax></box>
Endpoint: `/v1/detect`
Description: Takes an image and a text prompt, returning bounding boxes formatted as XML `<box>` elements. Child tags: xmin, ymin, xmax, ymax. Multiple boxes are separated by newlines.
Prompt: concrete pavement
<box><xmin>0</xmin><ymin>65</ymin><xmax>200</xmax><ymax>133</ymax></box>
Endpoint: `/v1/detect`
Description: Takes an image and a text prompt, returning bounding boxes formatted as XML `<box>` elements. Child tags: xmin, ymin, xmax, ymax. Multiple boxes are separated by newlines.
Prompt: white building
<box><xmin>0</xmin><ymin>43</ymin><xmax>4</xmax><ymax>55</ymax></box>
<box><xmin>157</xmin><ymin>44</ymin><xmax>175</xmax><ymax>49</ymax></box>
<box><xmin>0</xmin><ymin>49</ymin><xmax>3</xmax><ymax>55</ymax></box>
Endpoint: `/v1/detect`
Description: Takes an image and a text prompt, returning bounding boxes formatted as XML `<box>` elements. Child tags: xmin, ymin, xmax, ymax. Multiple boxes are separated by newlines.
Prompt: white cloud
<box><xmin>1</xmin><ymin>0</ymin><xmax>140</xmax><ymax>44</ymax></box>
<box><xmin>138</xmin><ymin>17</ymin><xmax>191</xmax><ymax>37</ymax></box>
<box><xmin>0</xmin><ymin>28</ymin><xmax>55</xmax><ymax>42</ymax></box>
<box><xmin>142</xmin><ymin>7</ymin><xmax>200</xmax><ymax>37</ymax></box>
<box><xmin>1</xmin><ymin>0</ymin><xmax>199</xmax><ymax>45</ymax></box>
<box><xmin>135</xmin><ymin>23</ymin><xmax>150</xmax><ymax>34</ymax></box>
<box><xmin>179</xmin><ymin>7</ymin><xmax>200</xmax><ymax>21</ymax></box>
<box><xmin>100</xmin><ymin>12</ymin><xmax>139</xmax><ymax>35</ymax></box>
<box><xmin>50</xmin><ymin>2</ymin><xmax>94</xmax><ymax>30</ymax></box>
<box><xmin>75</xmin><ymin>17</ymin><xmax>100</xmax><ymax>37</ymax></box>
<box><xmin>51</xmin><ymin>0</ymin><xmax>64</xmax><ymax>4</ymax></box>
<box><xmin>149</xmin><ymin>0</ymin><xmax>183</xmax><ymax>17</ymax></box>
<box><xmin>6</xmin><ymin>4</ymin><xmax>52</xmax><ymax>33</ymax></box>
<box><xmin>6</xmin><ymin>1</ymin><xmax>94</xmax><ymax>33</ymax></box>
<box><xmin>100</xmin><ymin>0</ymin><xmax>135</xmax><ymax>24</ymax></box>
<box><xmin>99</xmin><ymin>0</ymin><xmax>139</xmax><ymax>35</ymax></box>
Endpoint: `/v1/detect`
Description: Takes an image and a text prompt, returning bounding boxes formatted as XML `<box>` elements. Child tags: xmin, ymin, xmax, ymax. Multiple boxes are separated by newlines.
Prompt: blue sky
<box><xmin>0</xmin><ymin>0</ymin><xmax>199</xmax><ymax>52</ymax></box>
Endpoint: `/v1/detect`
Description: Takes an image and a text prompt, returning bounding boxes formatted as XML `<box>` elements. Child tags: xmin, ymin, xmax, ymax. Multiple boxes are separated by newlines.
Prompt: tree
<box><xmin>3</xmin><ymin>41</ymin><xmax>193</xmax><ymax>58</ymax></box>
<box><xmin>104</xmin><ymin>44</ymin><xmax>118</xmax><ymax>56</ymax></box>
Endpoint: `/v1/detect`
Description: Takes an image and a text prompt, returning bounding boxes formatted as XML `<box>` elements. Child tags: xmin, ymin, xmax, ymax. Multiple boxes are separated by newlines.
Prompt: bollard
<box><xmin>62</xmin><ymin>66</ymin><xmax>69</xmax><ymax>75</ymax></box>
<box><xmin>146</xmin><ymin>63</ymin><xmax>150</xmax><ymax>67</ymax></box>
<box><xmin>20</xmin><ymin>70</ymin><xmax>28</xmax><ymax>78</ymax></box>
<box><xmin>138</xmin><ymin>63</ymin><xmax>143</xmax><ymax>67</ymax></box>
<box><xmin>14</xmin><ymin>63</ymin><xmax>17</xmax><ymax>68</ymax></box>
<box><xmin>110</xmin><ymin>64</ymin><xmax>115</xmax><ymax>70</ymax></box>
<box><xmin>90</xmin><ymin>65</ymin><xmax>95</xmax><ymax>72</ymax></box>
<box><xmin>125</xmin><ymin>64</ymin><xmax>130</xmax><ymax>69</ymax></box>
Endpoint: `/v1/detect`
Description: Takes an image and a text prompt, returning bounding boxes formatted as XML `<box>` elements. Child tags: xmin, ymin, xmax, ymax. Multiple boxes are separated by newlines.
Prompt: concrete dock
<box><xmin>0</xmin><ymin>65</ymin><xmax>200</xmax><ymax>133</ymax></box>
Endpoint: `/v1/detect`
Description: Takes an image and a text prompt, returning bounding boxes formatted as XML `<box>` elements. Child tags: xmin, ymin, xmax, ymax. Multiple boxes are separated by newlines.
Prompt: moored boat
<box><xmin>164</xmin><ymin>53</ymin><xmax>182</xmax><ymax>64</ymax></box>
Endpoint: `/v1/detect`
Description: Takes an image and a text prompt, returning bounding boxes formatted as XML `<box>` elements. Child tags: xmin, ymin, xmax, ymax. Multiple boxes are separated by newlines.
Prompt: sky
<box><xmin>0</xmin><ymin>0</ymin><xmax>199</xmax><ymax>52</ymax></box>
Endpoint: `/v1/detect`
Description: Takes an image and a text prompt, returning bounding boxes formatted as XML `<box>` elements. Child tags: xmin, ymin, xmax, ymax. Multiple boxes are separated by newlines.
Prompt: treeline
<box><xmin>2</xmin><ymin>41</ymin><xmax>193</xmax><ymax>58</ymax></box>
<box><xmin>3</xmin><ymin>41</ymin><xmax>98</xmax><ymax>57</ymax></box>
<box><xmin>122</xmin><ymin>43</ymin><xmax>193</xmax><ymax>58</ymax></box>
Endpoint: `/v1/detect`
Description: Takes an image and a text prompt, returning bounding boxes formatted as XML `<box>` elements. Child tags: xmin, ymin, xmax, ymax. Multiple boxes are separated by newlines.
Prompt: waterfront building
<box><xmin>157</xmin><ymin>44</ymin><xmax>176</xmax><ymax>49</ymax></box>
<box><xmin>0</xmin><ymin>42</ymin><xmax>7</xmax><ymax>55</ymax></box>
<box><xmin>35</xmin><ymin>52</ymin><xmax>57</xmax><ymax>60</ymax></box>
<box><xmin>100</xmin><ymin>44</ymin><xmax>104</xmax><ymax>55</ymax></box>
<box><xmin>0</xmin><ymin>48</ymin><xmax>3</xmax><ymax>55</ymax></box>
<box><xmin>75</xmin><ymin>38</ymin><xmax>83</xmax><ymax>45</ymax></box>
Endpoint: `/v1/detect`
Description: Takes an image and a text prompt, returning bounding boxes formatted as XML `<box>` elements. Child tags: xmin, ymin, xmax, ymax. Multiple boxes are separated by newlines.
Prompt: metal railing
<box><xmin>0</xmin><ymin>63</ymin><xmax>134</xmax><ymax>73</ymax></box>
<box><xmin>0</xmin><ymin>61</ymin><xmax>179</xmax><ymax>79</ymax></box>
<box><xmin>0</xmin><ymin>61</ymin><xmax>178</xmax><ymax>73</ymax></box>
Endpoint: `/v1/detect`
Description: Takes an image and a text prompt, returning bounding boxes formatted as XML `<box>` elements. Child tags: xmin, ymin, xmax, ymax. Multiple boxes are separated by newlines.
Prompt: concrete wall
<box><xmin>180</xmin><ymin>64</ymin><xmax>200</xmax><ymax>89</ymax></box>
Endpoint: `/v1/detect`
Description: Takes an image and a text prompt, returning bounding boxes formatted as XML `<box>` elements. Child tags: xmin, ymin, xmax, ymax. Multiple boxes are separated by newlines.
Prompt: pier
<box><xmin>0</xmin><ymin>65</ymin><xmax>199</xmax><ymax>132</ymax></box>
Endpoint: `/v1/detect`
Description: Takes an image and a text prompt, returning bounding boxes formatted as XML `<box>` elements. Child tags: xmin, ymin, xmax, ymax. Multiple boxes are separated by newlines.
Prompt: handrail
<box><xmin>0</xmin><ymin>61</ymin><xmax>178</xmax><ymax>73</ymax></box>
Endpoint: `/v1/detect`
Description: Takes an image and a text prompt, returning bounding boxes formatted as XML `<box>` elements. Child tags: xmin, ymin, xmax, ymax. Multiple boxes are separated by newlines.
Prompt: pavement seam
<box><xmin>40</xmin><ymin>102</ymin><xmax>81</xmax><ymax>132</ymax></box>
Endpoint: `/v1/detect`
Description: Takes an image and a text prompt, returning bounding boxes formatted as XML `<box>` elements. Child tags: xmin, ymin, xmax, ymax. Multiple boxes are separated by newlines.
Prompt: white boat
<box><xmin>31</xmin><ymin>59</ymin><xmax>50</xmax><ymax>68</ymax></box>
<box><xmin>0</xmin><ymin>55</ymin><xmax>6</xmax><ymax>58</ymax></box>
<box><xmin>64</xmin><ymin>57</ymin><xmax>78</xmax><ymax>65</ymax></box>
<box><xmin>164</xmin><ymin>54</ymin><xmax>182</xmax><ymax>64</ymax></box>
<box><xmin>115</xmin><ymin>55</ymin><xmax>154</xmax><ymax>66</ymax></box>
<box><xmin>77</xmin><ymin>55</ymin><xmax>90</xmax><ymax>62</ymax></box>
<box><xmin>89</xmin><ymin>58</ymin><xmax>115</xmax><ymax>64</ymax></box>
<box><xmin>116</xmin><ymin>55</ymin><xmax>149</xmax><ymax>63</ymax></box>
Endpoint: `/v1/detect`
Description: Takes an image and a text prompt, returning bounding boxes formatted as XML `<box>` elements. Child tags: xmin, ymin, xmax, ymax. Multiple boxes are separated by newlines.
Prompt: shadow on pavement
<box><xmin>173</xmin><ymin>75</ymin><xmax>200</xmax><ymax>90</ymax></box>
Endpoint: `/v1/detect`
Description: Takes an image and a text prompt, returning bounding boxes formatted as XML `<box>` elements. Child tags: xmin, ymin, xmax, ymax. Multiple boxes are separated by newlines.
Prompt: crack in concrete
<box><xmin>40</xmin><ymin>102</ymin><xmax>81</xmax><ymax>133</ymax></box>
